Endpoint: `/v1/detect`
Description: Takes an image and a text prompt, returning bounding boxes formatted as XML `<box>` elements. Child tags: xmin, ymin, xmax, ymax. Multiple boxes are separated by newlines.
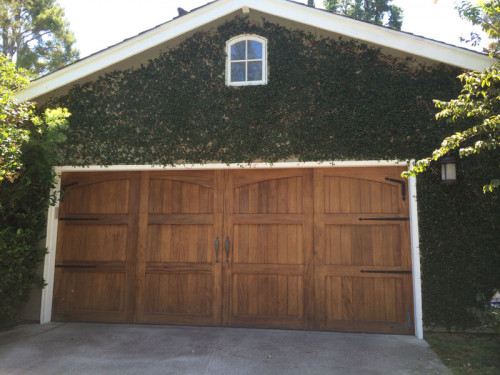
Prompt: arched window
<box><xmin>226</xmin><ymin>35</ymin><xmax>267</xmax><ymax>86</ymax></box>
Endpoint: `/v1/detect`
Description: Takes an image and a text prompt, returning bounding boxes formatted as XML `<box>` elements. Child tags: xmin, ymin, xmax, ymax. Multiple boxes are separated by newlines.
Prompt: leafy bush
<box><xmin>0</xmin><ymin>53</ymin><xmax>69</xmax><ymax>328</ymax></box>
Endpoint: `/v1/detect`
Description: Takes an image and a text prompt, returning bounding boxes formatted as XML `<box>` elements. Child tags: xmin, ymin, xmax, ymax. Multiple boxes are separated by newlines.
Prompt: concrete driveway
<box><xmin>0</xmin><ymin>323</ymin><xmax>450</xmax><ymax>375</ymax></box>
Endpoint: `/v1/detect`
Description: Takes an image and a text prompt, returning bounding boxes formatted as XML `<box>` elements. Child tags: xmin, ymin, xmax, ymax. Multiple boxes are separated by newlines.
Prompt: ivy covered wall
<box><xmin>45</xmin><ymin>17</ymin><xmax>499</xmax><ymax>329</ymax></box>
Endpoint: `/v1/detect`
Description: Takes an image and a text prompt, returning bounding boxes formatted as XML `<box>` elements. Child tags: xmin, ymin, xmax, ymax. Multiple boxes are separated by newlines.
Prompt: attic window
<box><xmin>226</xmin><ymin>35</ymin><xmax>267</xmax><ymax>86</ymax></box>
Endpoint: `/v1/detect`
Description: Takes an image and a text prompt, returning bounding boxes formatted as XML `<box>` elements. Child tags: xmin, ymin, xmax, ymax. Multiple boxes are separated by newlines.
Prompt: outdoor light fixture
<box><xmin>438</xmin><ymin>154</ymin><xmax>457</xmax><ymax>184</ymax></box>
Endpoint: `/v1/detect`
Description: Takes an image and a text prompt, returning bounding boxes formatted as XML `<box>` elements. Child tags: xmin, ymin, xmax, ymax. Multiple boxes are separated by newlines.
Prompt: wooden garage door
<box><xmin>53</xmin><ymin>167</ymin><xmax>412</xmax><ymax>334</ymax></box>
<box><xmin>314</xmin><ymin>167</ymin><xmax>413</xmax><ymax>334</ymax></box>
<box><xmin>134</xmin><ymin>171</ymin><xmax>223</xmax><ymax>325</ymax></box>
<box><xmin>53</xmin><ymin>172</ymin><xmax>139</xmax><ymax>322</ymax></box>
<box><xmin>223</xmin><ymin>169</ymin><xmax>314</xmax><ymax>329</ymax></box>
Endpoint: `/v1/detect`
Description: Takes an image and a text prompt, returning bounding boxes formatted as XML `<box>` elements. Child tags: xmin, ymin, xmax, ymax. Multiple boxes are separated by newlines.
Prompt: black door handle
<box><xmin>225</xmin><ymin>236</ymin><xmax>230</xmax><ymax>264</ymax></box>
<box><xmin>215</xmin><ymin>237</ymin><xmax>219</xmax><ymax>263</ymax></box>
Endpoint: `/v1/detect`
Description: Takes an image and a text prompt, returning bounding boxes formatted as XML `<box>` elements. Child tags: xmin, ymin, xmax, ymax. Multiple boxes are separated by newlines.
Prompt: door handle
<box><xmin>225</xmin><ymin>236</ymin><xmax>230</xmax><ymax>264</ymax></box>
<box><xmin>215</xmin><ymin>237</ymin><xmax>219</xmax><ymax>263</ymax></box>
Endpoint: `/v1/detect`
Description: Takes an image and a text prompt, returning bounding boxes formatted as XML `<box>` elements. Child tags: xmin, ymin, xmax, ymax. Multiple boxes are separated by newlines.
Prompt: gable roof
<box><xmin>17</xmin><ymin>0</ymin><xmax>493</xmax><ymax>102</ymax></box>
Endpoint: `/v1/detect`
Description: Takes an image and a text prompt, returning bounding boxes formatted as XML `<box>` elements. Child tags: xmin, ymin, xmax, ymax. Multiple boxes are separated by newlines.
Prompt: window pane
<box><xmin>231</xmin><ymin>62</ymin><xmax>246</xmax><ymax>82</ymax></box>
<box><xmin>231</xmin><ymin>41</ymin><xmax>246</xmax><ymax>60</ymax></box>
<box><xmin>247</xmin><ymin>61</ymin><xmax>262</xmax><ymax>81</ymax></box>
<box><xmin>247</xmin><ymin>41</ymin><xmax>262</xmax><ymax>59</ymax></box>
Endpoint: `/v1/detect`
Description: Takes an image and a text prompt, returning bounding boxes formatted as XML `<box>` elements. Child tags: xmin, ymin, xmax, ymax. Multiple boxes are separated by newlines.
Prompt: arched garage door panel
<box><xmin>53</xmin><ymin>172</ymin><xmax>139</xmax><ymax>323</ymax></box>
<box><xmin>314</xmin><ymin>168</ymin><xmax>413</xmax><ymax>334</ymax></box>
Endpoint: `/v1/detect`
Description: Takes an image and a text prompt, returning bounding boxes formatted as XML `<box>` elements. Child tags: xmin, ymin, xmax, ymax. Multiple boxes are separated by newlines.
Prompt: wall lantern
<box><xmin>438</xmin><ymin>154</ymin><xmax>457</xmax><ymax>184</ymax></box>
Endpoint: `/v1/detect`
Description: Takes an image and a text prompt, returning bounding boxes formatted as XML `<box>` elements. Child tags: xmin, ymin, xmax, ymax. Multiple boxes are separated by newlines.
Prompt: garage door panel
<box><xmin>323</xmin><ymin>224</ymin><xmax>402</xmax><ymax>266</ymax></box>
<box><xmin>54</xmin><ymin>168</ymin><xmax>412</xmax><ymax>334</ymax></box>
<box><xmin>323</xmin><ymin>176</ymin><xmax>400</xmax><ymax>214</ymax></box>
<box><xmin>137</xmin><ymin>171</ymin><xmax>222</xmax><ymax>325</ymax></box>
<box><xmin>232</xmin><ymin>274</ymin><xmax>303</xmax><ymax>318</ymax></box>
<box><xmin>63</xmin><ymin>179</ymin><xmax>130</xmax><ymax>215</ymax></box>
<box><xmin>233</xmin><ymin>224</ymin><xmax>303</xmax><ymax>264</ymax></box>
<box><xmin>314</xmin><ymin>167</ymin><xmax>413</xmax><ymax>333</ymax></box>
<box><xmin>147</xmin><ymin>224</ymin><xmax>213</xmax><ymax>263</ymax></box>
<box><xmin>143</xmin><ymin>273</ymin><xmax>212</xmax><ymax>315</ymax></box>
<box><xmin>226</xmin><ymin>169</ymin><xmax>313</xmax><ymax>329</ymax></box>
<box><xmin>59</xmin><ymin>224</ymin><xmax>128</xmax><ymax>262</ymax></box>
<box><xmin>54</xmin><ymin>172</ymin><xmax>139</xmax><ymax>323</ymax></box>
<box><xmin>323</xmin><ymin>275</ymin><xmax>408</xmax><ymax>322</ymax></box>
<box><xmin>149</xmin><ymin>178</ymin><xmax>213</xmax><ymax>214</ymax></box>
<box><xmin>233</xmin><ymin>176</ymin><xmax>303</xmax><ymax>214</ymax></box>
<box><xmin>323</xmin><ymin>176</ymin><xmax>401</xmax><ymax>214</ymax></box>
<box><xmin>54</xmin><ymin>271</ymin><xmax>125</xmax><ymax>312</ymax></box>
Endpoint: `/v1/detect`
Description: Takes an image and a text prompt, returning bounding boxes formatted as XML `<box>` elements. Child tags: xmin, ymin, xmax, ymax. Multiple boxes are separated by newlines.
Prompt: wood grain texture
<box><xmin>226</xmin><ymin>169</ymin><xmax>314</xmax><ymax>329</ymax></box>
<box><xmin>138</xmin><ymin>171</ymin><xmax>222</xmax><ymax>326</ymax></box>
<box><xmin>54</xmin><ymin>167</ymin><xmax>413</xmax><ymax>334</ymax></box>
<box><xmin>314</xmin><ymin>167</ymin><xmax>413</xmax><ymax>333</ymax></box>
<box><xmin>53</xmin><ymin>172</ymin><xmax>140</xmax><ymax>323</ymax></box>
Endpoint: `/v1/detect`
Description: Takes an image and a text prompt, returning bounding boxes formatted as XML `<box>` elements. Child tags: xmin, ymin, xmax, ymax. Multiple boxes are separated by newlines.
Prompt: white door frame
<box><xmin>41</xmin><ymin>160</ymin><xmax>423</xmax><ymax>339</ymax></box>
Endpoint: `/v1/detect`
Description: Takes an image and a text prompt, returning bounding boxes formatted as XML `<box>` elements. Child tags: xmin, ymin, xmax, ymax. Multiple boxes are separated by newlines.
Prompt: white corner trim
<box><xmin>408</xmin><ymin>160</ymin><xmax>423</xmax><ymax>339</ymax></box>
<box><xmin>40</xmin><ymin>168</ymin><xmax>61</xmax><ymax>324</ymax></box>
<box><xmin>17</xmin><ymin>0</ymin><xmax>492</xmax><ymax>102</ymax></box>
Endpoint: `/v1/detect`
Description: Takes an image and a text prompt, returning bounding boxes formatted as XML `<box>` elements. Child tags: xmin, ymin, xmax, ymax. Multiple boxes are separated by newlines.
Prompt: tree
<box><xmin>308</xmin><ymin>0</ymin><xmax>316</xmax><ymax>7</ymax></box>
<box><xmin>403</xmin><ymin>1</ymin><xmax>499</xmax><ymax>193</ymax></box>
<box><xmin>0</xmin><ymin>0</ymin><xmax>79</xmax><ymax>76</ymax></box>
<box><xmin>0</xmin><ymin>53</ymin><xmax>31</xmax><ymax>182</ymax></box>
<box><xmin>455</xmin><ymin>0</ymin><xmax>500</xmax><ymax>57</ymax></box>
<box><xmin>323</xmin><ymin>0</ymin><xmax>403</xmax><ymax>30</ymax></box>
<box><xmin>0</xmin><ymin>53</ymin><xmax>69</xmax><ymax>182</ymax></box>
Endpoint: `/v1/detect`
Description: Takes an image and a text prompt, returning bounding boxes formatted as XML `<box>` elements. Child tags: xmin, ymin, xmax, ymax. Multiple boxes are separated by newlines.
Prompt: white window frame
<box><xmin>226</xmin><ymin>35</ymin><xmax>267</xmax><ymax>86</ymax></box>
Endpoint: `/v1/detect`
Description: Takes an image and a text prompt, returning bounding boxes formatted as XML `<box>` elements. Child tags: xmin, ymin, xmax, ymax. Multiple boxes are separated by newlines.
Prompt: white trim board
<box><xmin>18</xmin><ymin>0</ymin><xmax>492</xmax><ymax>102</ymax></box>
<box><xmin>41</xmin><ymin>160</ymin><xmax>424</xmax><ymax>338</ymax></box>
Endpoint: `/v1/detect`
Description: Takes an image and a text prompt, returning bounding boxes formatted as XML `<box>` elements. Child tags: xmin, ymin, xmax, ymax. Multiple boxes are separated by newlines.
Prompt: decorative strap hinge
<box><xmin>385</xmin><ymin>177</ymin><xmax>406</xmax><ymax>201</ymax></box>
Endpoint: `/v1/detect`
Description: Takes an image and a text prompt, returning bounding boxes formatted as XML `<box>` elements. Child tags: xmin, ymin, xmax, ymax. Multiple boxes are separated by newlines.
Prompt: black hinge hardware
<box><xmin>55</xmin><ymin>265</ymin><xmax>97</xmax><ymax>269</ymax></box>
<box><xmin>60</xmin><ymin>181</ymin><xmax>78</xmax><ymax>202</ymax></box>
<box><xmin>385</xmin><ymin>177</ymin><xmax>406</xmax><ymax>201</ymax></box>
<box><xmin>361</xmin><ymin>270</ymin><xmax>412</xmax><ymax>274</ymax></box>
<box><xmin>59</xmin><ymin>217</ymin><xmax>99</xmax><ymax>221</ymax></box>
<box><xmin>359</xmin><ymin>217</ymin><xmax>409</xmax><ymax>221</ymax></box>
<box><xmin>391</xmin><ymin>309</ymin><xmax>412</xmax><ymax>330</ymax></box>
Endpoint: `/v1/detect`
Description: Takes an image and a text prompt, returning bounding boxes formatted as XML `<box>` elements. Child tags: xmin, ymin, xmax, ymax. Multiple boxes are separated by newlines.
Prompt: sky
<box><xmin>56</xmin><ymin>0</ymin><xmax>488</xmax><ymax>59</ymax></box>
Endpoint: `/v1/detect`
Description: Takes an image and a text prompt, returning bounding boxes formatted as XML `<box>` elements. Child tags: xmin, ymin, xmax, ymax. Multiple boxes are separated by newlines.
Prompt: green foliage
<box><xmin>404</xmin><ymin>63</ymin><xmax>499</xmax><ymax>193</ymax></box>
<box><xmin>417</xmin><ymin>152</ymin><xmax>499</xmax><ymax>330</ymax></box>
<box><xmin>0</xmin><ymin>56</ymin><xmax>69</xmax><ymax>328</ymax></box>
<box><xmin>0</xmin><ymin>54</ymin><xmax>33</xmax><ymax>182</ymax></box>
<box><xmin>48</xmin><ymin>18</ymin><xmax>459</xmax><ymax>165</ymax></box>
<box><xmin>323</xmin><ymin>0</ymin><xmax>403</xmax><ymax>30</ymax></box>
<box><xmin>0</xmin><ymin>0</ymin><xmax>79</xmax><ymax>76</ymax></box>
<box><xmin>455</xmin><ymin>0</ymin><xmax>500</xmax><ymax>58</ymax></box>
<box><xmin>44</xmin><ymin>17</ymin><xmax>498</xmax><ymax>330</ymax></box>
<box><xmin>405</xmin><ymin>1</ymin><xmax>500</xmax><ymax>194</ymax></box>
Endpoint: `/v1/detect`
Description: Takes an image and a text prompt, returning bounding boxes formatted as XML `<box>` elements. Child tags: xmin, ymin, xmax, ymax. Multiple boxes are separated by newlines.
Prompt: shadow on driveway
<box><xmin>0</xmin><ymin>323</ymin><xmax>450</xmax><ymax>374</ymax></box>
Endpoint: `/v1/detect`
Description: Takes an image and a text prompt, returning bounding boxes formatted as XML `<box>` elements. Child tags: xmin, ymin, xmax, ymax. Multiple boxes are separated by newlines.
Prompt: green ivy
<box><xmin>0</xmin><ymin>140</ymin><xmax>54</xmax><ymax>328</ymax></box>
<box><xmin>45</xmin><ymin>17</ymin><xmax>499</xmax><ymax>329</ymax></box>
<box><xmin>417</xmin><ymin>151</ymin><xmax>499</xmax><ymax>330</ymax></box>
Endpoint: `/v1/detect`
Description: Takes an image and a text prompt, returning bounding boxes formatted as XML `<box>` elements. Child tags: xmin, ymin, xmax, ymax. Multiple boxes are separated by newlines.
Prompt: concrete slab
<box><xmin>0</xmin><ymin>323</ymin><xmax>450</xmax><ymax>375</ymax></box>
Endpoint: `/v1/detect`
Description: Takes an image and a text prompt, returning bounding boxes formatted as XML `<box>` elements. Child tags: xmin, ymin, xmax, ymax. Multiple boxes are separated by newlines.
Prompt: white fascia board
<box><xmin>18</xmin><ymin>0</ymin><xmax>492</xmax><ymax>102</ymax></box>
<box><xmin>251</xmin><ymin>0</ymin><xmax>492</xmax><ymax>71</ymax></box>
